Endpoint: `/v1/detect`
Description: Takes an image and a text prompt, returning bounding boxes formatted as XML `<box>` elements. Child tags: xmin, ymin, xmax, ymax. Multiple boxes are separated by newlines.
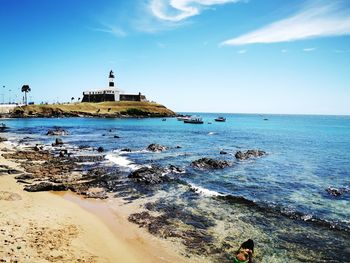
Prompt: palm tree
<box><xmin>21</xmin><ymin>85</ymin><xmax>31</xmax><ymax>105</ymax></box>
<box><xmin>71</xmin><ymin>97</ymin><xmax>74</xmax><ymax>103</ymax></box>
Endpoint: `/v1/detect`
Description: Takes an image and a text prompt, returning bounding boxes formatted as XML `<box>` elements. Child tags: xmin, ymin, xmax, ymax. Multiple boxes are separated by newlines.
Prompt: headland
<box><xmin>6</xmin><ymin>101</ymin><xmax>176</xmax><ymax>118</ymax></box>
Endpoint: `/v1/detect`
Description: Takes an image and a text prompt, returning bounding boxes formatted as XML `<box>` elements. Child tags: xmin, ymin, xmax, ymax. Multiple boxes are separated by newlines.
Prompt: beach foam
<box><xmin>106</xmin><ymin>154</ymin><xmax>141</xmax><ymax>171</ymax></box>
<box><xmin>189</xmin><ymin>183</ymin><xmax>224</xmax><ymax>197</ymax></box>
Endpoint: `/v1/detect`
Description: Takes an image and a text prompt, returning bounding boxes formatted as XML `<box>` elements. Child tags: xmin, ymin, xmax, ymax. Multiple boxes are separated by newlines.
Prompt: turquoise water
<box><xmin>2</xmin><ymin>114</ymin><xmax>350</xmax><ymax>262</ymax></box>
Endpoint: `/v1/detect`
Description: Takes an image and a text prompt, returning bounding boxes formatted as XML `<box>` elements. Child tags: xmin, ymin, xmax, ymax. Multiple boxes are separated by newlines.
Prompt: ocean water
<box><xmin>2</xmin><ymin>114</ymin><xmax>350</xmax><ymax>262</ymax></box>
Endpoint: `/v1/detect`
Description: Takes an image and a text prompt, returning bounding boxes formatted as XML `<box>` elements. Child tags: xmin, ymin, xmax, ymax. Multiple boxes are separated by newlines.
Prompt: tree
<box><xmin>71</xmin><ymin>97</ymin><xmax>74</xmax><ymax>103</ymax></box>
<box><xmin>21</xmin><ymin>85</ymin><xmax>31</xmax><ymax>105</ymax></box>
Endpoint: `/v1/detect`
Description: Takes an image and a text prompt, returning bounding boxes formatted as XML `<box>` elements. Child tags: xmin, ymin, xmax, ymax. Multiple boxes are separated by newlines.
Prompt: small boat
<box><xmin>214</xmin><ymin>117</ymin><xmax>226</xmax><ymax>122</ymax></box>
<box><xmin>177</xmin><ymin>115</ymin><xmax>192</xmax><ymax>121</ymax></box>
<box><xmin>184</xmin><ymin>116</ymin><xmax>204</xmax><ymax>124</ymax></box>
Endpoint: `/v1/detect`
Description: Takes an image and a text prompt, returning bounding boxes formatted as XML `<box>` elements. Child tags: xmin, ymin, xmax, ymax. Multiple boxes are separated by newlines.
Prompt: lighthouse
<box><xmin>109</xmin><ymin>70</ymin><xmax>115</xmax><ymax>87</ymax></box>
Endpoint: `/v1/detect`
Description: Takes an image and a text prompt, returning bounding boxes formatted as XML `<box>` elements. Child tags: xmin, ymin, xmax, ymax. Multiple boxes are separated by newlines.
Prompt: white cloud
<box><xmin>237</xmin><ymin>49</ymin><xmax>247</xmax><ymax>54</ymax></box>
<box><xmin>150</xmin><ymin>0</ymin><xmax>242</xmax><ymax>22</ymax></box>
<box><xmin>221</xmin><ymin>1</ymin><xmax>350</xmax><ymax>46</ymax></box>
<box><xmin>303</xmin><ymin>47</ymin><xmax>316</xmax><ymax>52</ymax></box>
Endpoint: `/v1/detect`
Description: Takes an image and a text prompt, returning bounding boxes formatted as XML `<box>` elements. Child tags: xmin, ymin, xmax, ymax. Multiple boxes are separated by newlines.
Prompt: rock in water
<box><xmin>219</xmin><ymin>150</ymin><xmax>228</xmax><ymax>155</ymax></box>
<box><xmin>46</xmin><ymin>128</ymin><xmax>69</xmax><ymax>136</ymax></box>
<box><xmin>52</xmin><ymin>138</ymin><xmax>64</xmax><ymax>146</ymax></box>
<box><xmin>147</xmin><ymin>144</ymin><xmax>167</xmax><ymax>152</ymax></box>
<box><xmin>121</xmin><ymin>148</ymin><xmax>132</xmax><ymax>152</ymax></box>
<box><xmin>128</xmin><ymin>166</ymin><xmax>167</xmax><ymax>184</ymax></box>
<box><xmin>326</xmin><ymin>187</ymin><xmax>343</xmax><ymax>197</ymax></box>
<box><xmin>97</xmin><ymin>146</ymin><xmax>104</xmax><ymax>153</ymax></box>
<box><xmin>191</xmin><ymin>158</ymin><xmax>230</xmax><ymax>169</ymax></box>
<box><xmin>24</xmin><ymin>182</ymin><xmax>67</xmax><ymax>192</ymax></box>
<box><xmin>235</xmin><ymin>150</ymin><xmax>266</xmax><ymax>160</ymax></box>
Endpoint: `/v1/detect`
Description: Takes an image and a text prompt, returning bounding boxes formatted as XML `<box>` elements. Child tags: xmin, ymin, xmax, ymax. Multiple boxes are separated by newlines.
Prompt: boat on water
<box><xmin>214</xmin><ymin>117</ymin><xmax>226</xmax><ymax>122</ymax></box>
<box><xmin>184</xmin><ymin>116</ymin><xmax>204</xmax><ymax>124</ymax></box>
<box><xmin>177</xmin><ymin>115</ymin><xmax>192</xmax><ymax>121</ymax></box>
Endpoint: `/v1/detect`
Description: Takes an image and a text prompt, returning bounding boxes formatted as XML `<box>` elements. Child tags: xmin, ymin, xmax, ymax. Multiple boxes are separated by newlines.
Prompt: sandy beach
<box><xmin>0</xmin><ymin>141</ymin><xmax>191</xmax><ymax>263</ymax></box>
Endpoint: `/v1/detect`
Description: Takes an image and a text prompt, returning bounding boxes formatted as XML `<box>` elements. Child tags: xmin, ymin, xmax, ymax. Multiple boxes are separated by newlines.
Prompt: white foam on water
<box><xmin>105</xmin><ymin>154</ymin><xmax>140</xmax><ymax>171</ymax></box>
<box><xmin>208</xmin><ymin>132</ymin><xmax>216</xmax><ymax>135</ymax></box>
<box><xmin>189</xmin><ymin>183</ymin><xmax>224</xmax><ymax>197</ymax></box>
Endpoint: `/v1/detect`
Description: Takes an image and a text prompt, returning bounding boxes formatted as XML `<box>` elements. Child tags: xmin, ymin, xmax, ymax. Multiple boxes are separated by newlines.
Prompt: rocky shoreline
<box><xmin>2</xmin><ymin>127</ymin><xmax>349</xmax><ymax>263</ymax></box>
<box><xmin>0</xmin><ymin>129</ymin><xmax>272</xmax><ymax>262</ymax></box>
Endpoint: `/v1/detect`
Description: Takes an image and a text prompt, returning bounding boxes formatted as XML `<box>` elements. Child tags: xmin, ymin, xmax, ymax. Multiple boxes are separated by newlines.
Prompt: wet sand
<box><xmin>0</xmin><ymin>142</ymin><xmax>191</xmax><ymax>263</ymax></box>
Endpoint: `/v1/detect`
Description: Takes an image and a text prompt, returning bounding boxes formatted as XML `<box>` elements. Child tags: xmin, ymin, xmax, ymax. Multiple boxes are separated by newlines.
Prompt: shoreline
<box><xmin>0</xmin><ymin>141</ymin><xmax>191</xmax><ymax>263</ymax></box>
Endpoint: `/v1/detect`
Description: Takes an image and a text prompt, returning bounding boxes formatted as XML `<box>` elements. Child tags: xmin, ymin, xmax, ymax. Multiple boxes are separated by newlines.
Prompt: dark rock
<box><xmin>78</xmin><ymin>145</ymin><xmax>90</xmax><ymax>149</ymax></box>
<box><xmin>128</xmin><ymin>166</ymin><xmax>168</xmax><ymax>184</ymax></box>
<box><xmin>23</xmin><ymin>182</ymin><xmax>67</xmax><ymax>192</ymax></box>
<box><xmin>0</xmin><ymin>137</ymin><xmax>8</xmax><ymax>142</ymax></box>
<box><xmin>34</xmin><ymin>144</ymin><xmax>44</xmax><ymax>151</ymax></box>
<box><xmin>219</xmin><ymin>150</ymin><xmax>228</xmax><ymax>155</ymax></box>
<box><xmin>46</xmin><ymin>128</ymin><xmax>69</xmax><ymax>136</ymax></box>
<box><xmin>71</xmin><ymin>155</ymin><xmax>104</xmax><ymax>163</ymax></box>
<box><xmin>147</xmin><ymin>144</ymin><xmax>167</xmax><ymax>152</ymax></box>
<box><xmin>235</xmin><ymin>150</ymin><xmax>266</xmax><ymax>160</ymax></box>
<box><xmin>121</xmin><ymin>148</ymin><xmax>132</xmax><ymax>152</ymax></box>
<box><xmin>191</xmin><ymin>158</ymin><xmax>230</xmax><ymax>169</ymax></box>
<box><xmin>326</xmin><ymin>187</ymin><xmax>343</xmax><ymax>197</ymax></box>
<box><xmin>175</xmin><ymin>146</ymin><xmax>182</xmax><ymax>149</ymax></box>
<box><xmin>166</xmin><ymin>165</ymin><xmax>184</xmax><ymax>174</ymax></box>
<box><xmin>52</xmin><ymin>138</ymin><xmax>64</xmax><ymax>146</ymax></box>
<box><xmin>15</xmin><ymin>174</ymin><xmax>35</xmax><ymax>180</ymax></box>
<box><xmin>114</xmin><ymin>135</ymin><xmax>120</xmax><ymax>138</ymax></box>
<box><xmin>97</xmin><ymin>146</ymin><xmax>104</xmax><ymax>153</ymax></box>
<box><xmin>59</xmin><ymin>149</ymin><xmax>68</xmax><ymax>157</ymax></box>
<box><xmin>7</xmin><ymin>169</ymin><xmax>22</xmax><ymax>174</ymax></box>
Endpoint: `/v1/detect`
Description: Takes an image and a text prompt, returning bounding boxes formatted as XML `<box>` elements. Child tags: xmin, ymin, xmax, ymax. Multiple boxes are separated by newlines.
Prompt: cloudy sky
<box><xmin>0</xmin><ymin>0</ymin><xmax>350</xmax><ymax>114</ymax></box>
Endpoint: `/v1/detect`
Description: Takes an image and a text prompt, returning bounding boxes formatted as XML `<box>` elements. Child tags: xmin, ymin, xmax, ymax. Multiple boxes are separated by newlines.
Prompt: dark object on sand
<box><xmin>24</xmin><ymin>182</ymin><xmax>67</xmax><ymax>192</ymax></box>
<box><xmin>234</xmin><ymin>239</ymin><xmax>254</xmax><ymax>263</ymax></box>
<box><xmin>240</xmin><ymin>239</ymin><xmax>254</xmax><ymax>253</ymax></box>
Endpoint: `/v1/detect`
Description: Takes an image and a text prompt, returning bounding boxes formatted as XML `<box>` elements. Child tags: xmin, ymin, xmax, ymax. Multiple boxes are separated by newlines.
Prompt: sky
<box><xmin>0</xmin><ymin>0</ymin><xmax>350</xmax><ymax>115</ymax></box>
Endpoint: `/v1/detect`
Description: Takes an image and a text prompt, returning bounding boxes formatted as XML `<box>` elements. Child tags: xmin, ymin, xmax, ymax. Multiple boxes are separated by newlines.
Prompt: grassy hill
<box><xmin>10</xmin><ymin>101</ymin><xmax>176</xmax><ymax>118</ymax></box>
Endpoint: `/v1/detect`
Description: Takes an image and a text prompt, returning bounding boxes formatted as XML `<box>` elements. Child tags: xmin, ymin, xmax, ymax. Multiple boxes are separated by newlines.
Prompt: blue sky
<box><xmin>0</xmin><ymin>0</ymin><xmax>350</xmax><ymax>114</ymax></box>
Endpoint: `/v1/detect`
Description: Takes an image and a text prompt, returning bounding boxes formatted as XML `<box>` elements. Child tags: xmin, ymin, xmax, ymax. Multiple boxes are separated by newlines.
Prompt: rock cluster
<box><xmin>235</xmin><ymin>150</ymin><xmax>266</xmax><ymax>160</ymax></box>
<box><xmin>46</xmin><ymin>128</ymin><xmax>69</xmax><ymax>136</ymax></box>
<box><xmin>128</xmin><ymin>166</ymin><xmax>167</xmax><ymax>184</ymax></box>
<box><xmin>326</xmin><ymin>187</ymin><xmax>349</xmax><ymax>197</ymax></box>
<box><xmin>146</xmin><ymin>144</ymin><xmax>167</xmax><ymax>152</ymax></box>
<box><xmin>191</xmin><ymin>158</ymin><xmax>230</xmax><ymax>169</ymax></box>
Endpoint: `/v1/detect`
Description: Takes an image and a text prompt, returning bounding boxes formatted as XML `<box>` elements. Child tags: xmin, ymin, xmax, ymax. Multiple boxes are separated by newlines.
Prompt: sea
<box><xmin>1</xmin><ymin>113</ymin><xmax>350</xmax><ymax>262</ymax></box>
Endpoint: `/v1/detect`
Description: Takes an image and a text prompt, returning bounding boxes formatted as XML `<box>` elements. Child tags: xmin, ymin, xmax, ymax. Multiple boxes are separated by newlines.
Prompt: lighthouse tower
<box><xmin>109</xmin><ymin>70</ymin><xmax>115</xmax><ymax>87</ymax></box>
